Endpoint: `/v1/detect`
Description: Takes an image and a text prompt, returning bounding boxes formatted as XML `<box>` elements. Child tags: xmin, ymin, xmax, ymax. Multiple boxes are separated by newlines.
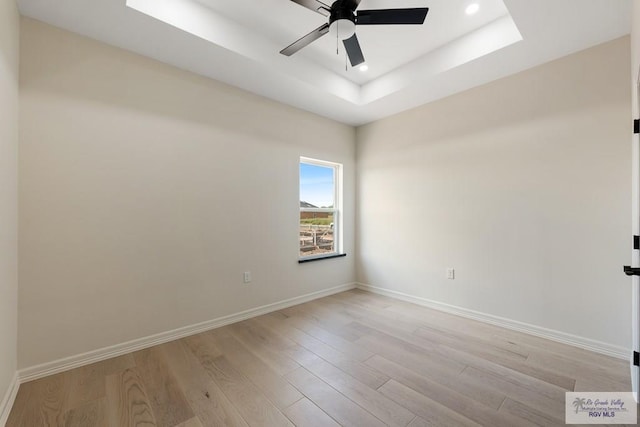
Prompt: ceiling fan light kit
<box><xmin>329</xmin><ymin>19</ymin><xmax>356</xmax><ymax>41</ymax></box>
<box><xmin>280</xmin><ymin>0</ymin><xmax>429</xmax><ymax>67</ymax></box>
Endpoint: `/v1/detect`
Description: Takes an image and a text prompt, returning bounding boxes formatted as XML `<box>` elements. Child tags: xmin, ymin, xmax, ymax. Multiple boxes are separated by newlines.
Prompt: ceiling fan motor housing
<box><xmin>281</xmin><ymin>0</ymin><xmax>429</xmax><ymax>67</ymax></box>
<box><xmin>329</xmin><ymin>1</ymin><xmax>356</xmax><ymax>40</ymax></box>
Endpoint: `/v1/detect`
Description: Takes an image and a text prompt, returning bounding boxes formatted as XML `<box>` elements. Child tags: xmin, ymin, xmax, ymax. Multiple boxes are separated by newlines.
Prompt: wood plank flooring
<box><xmin>6</xmin><ymin>289</ymin><xmax>635</xmax><ymax>426</ymax></box>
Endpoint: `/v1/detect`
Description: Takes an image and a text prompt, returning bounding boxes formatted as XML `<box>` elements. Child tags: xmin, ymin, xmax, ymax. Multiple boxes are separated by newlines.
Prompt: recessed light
<box><xmin>465</xmin><ymin>3</ymin><xmax>480</xmax><ymax>15</ymax></box>
<box><xmin>359</xmin><ymin>64</ymin><xmax>369</xmax><ymax>72</ymax></box>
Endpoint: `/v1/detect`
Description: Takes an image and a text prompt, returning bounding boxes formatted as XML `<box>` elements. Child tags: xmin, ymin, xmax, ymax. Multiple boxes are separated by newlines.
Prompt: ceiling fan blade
<box><xmin>280</xmin><ymin>23</ymin><xmax>330</xmax><ymax>56</ymax></box>
<box><xmin>288</xmin><ymin>0</ymin><xmax>331</xmax><ymax>16</ymax></box>
<box><xmin>356</xmin><ymin>8</ymin><xmax>429</xmax><ymax>25</ymax></box>
<box><xmin>343</xmin><ymin>34</ymin><xmax>365</xmax><ymax>67</ymax></box>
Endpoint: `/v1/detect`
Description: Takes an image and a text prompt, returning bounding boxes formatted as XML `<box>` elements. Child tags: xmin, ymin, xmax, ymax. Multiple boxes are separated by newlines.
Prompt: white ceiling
<box><xmin>18</xmin><ymin>0</ymin><xmax>632</xmax><ymax>126</ymax></box>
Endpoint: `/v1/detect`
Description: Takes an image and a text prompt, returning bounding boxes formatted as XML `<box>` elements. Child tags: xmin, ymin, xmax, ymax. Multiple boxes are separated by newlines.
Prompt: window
<box><xmin>299</xmin><ymin>157</ymin><xmax>343</xmax><ymax>261</ymax></box>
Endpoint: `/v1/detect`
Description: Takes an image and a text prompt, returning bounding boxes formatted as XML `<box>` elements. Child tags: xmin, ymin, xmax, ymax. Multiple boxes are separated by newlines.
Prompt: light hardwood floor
<box><xmin>6</xmin><ymin>289</ymin><xmax>635</xmax><ymax>426</ymax></box>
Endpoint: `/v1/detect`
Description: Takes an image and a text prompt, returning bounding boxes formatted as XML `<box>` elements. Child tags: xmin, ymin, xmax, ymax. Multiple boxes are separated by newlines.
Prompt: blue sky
<box><xmin>300</xmin><ymin>163</ymin><xmax>334</xmax><ymax>208</ymax></box>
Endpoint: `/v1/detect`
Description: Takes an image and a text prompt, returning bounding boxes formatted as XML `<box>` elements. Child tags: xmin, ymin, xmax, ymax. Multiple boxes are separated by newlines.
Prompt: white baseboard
<box><xmin>15</xmin><ymin>280</ymin><xmax>628</xmax><ymax>393</ymax></box>
<box><xmin>18</xmin><ymin>282</ymin><xmax>357</xmax><ymax>383</ymax></box>
<box><xmin>357</xmin><ymin>283</ymin><xmax>629</xmax><ymax>360</ymax></box>
<box><xmin>0</xmin><ymin>372</ymin><xmax>19</xmax><ymax>427</ymax></box>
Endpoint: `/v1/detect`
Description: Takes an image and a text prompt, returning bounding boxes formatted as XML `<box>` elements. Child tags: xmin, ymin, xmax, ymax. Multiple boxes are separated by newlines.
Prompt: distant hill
<box><xmin>300</xmin><ymin>201</ymin><xmax>318</xmax><ymax>208</ymax></box>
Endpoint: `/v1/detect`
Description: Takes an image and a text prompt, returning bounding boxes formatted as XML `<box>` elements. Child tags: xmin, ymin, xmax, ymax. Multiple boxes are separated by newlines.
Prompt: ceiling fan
<box><xmin>280</xmin><ymin>0</ymin><xmax>429</xmax><ymax>67</ymax></box>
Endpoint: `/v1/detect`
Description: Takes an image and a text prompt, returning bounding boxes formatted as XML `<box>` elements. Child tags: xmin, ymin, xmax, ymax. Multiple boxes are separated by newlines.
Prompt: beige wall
<box><xmin>18</xmin><ymin>18</ymin><xmax>356</xmax><ymax>369</ymax></box>
<box><xmin>0</xmin><ymin>0</ymin><xmax>19</xmax><ymax>410</ymax></box>
<box><xmin>15</xmin><ymin>14</ymin><xmax>634</xmax><ymax>370</ymax></box>
<box><xmin>357</xmin><ymin>37</ymin><xmax>632</xmax><ymax>349</ymax></box>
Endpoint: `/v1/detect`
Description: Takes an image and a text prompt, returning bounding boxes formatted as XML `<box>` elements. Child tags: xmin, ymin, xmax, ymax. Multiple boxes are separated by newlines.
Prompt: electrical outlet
<box><xmin>243</xmin><ymin>271</ymin><xmax>252</xmax><ymax>283</ymax></box>
<box><xmin>446</xmin><ymin>268</ymin><xmax>455</xmax><ymax>280</ymax></box>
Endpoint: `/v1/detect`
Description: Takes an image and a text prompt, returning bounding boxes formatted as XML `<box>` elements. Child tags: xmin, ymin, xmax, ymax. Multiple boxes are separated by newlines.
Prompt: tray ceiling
<box><xmin>18</xmin><ymin>0</ymin><xmax>632</xmax><ymax>125</ymax></box>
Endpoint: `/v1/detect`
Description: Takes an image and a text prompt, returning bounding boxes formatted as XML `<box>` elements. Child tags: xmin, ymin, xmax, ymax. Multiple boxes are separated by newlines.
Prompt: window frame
<box><xmin>299</xmin><ymin>157</ymin><xmax>344</xmax><ymax>262</ymax></box>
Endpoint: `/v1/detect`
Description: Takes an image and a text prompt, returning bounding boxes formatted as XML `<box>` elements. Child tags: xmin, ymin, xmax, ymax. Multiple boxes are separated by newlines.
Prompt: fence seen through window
<box><xmin>299</xmin><ymin>158</ymin><xmax>341</xmax><ymax>259</ymax></box>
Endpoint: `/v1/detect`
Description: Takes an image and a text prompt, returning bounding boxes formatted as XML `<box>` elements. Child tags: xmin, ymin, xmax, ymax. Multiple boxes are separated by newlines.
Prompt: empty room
<box><xmin>2</xmin><ymin>0</ymin><xmax>640</xmax><ymax>425</ymax></box>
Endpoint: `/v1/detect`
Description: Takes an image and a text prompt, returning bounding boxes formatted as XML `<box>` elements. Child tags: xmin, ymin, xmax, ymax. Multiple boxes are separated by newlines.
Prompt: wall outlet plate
<box><xmin>446</xmin><ymin>268</ymin><xmax>455</xmax><ymax>280</ymax></box>
<box><xmin>243</xmin><ymin>271</ymin><xmax>251</xmax><ymax>283</ymax></box>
